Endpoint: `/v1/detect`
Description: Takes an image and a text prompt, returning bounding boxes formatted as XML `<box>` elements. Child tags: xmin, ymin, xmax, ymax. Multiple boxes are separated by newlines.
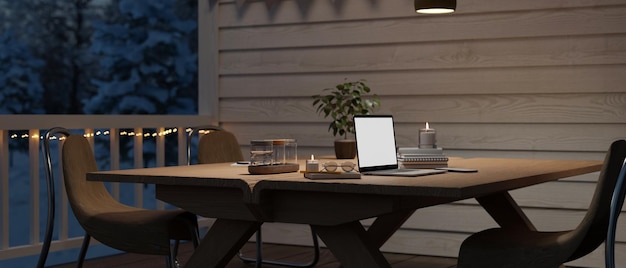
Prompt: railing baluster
<box><xmin>178</xmin><ymin>127</ymin><xmax>186</xmax><ymax>166</ymax></box>
<box><xmin>29</xmin><ymin>129</ymin><xmax>40</xmax><ymax>246</ymax></box>
<box><xmin>59</xmin><ymin>137</ymin><xmax>68</xmax><ymax>241</ymax></box>
<box><xmin>0</xmin><ymin>130</ymin><xmax>8</xmax><ymax>250</ymax></box>
<box><xmin>133</xmin><ymin>128</ymin><xmax>143</xmax><ymax>208</ymax></box>
<box><xmin>156</xmin><ymin>128</ymin><xmax>166</xmax><ymax>210</ymax></box>
<box><xmin>156</xmin><ymin>127</ymin><xmax>165</xmax><ymax>168</ymax></box>
<box><xmin>109</xmin><ymin>128</ymin><xmax>120</xmax><ymax>200</ymax></box>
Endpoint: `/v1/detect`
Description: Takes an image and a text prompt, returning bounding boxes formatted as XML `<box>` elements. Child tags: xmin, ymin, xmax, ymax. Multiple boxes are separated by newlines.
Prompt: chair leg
<box><xmin>188</xmin><ymin>223</ymin><xmax>200</xmax><ymax>248</ymax></box>
<box><xmin>237</xmin><ymin>230</ymin><xmax>263</xmax><ymax>265</ymax></box>
<box><xmin>165</xmin><ymin>255</ymin><xmax>174</xmax><ymax>268</ymax></box>
<box><xmin>167</xmin><ymin>241</ymin><xmax>181</xmax><ymax>268</ymax></box>
<box><xmin>173</xmin><ymin>240</ymin><xmax>180</xmax><ymax>259</ymax></box>
<box><xmin>238</xmin><ymin>226</ymin><xmax>320</xmax><ymax>268</ymax></box>
<box><xmin>76</xmin><ymin>234</ymin><xmax>91</xmax><ymax>268</ymax></box>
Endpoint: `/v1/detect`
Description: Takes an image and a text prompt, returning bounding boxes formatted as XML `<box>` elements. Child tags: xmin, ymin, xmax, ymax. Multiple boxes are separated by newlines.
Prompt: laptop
<box><xmin>353</xmin><ymin>115</ymin><xmax>447</xmax><ymax>177</ymax></box>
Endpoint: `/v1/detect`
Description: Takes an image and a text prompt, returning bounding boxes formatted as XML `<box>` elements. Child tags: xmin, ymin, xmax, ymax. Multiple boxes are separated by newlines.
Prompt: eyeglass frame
<box><xmin>321</xmin><ymin>161</ymin><xmax>357</xmax><ymax>173</ymax></box>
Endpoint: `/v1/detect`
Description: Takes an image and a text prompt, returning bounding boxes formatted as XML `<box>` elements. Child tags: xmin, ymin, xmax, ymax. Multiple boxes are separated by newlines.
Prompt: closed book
<box><xmin>399</xmin><ymin>162</ymin><xmax>448</xmax><ymax>169</ymax></box>
<box><xmin>398</xmin><ymin>155</ymin><xmax>449</xmax><ymax>162</ymax></box>
<box><xmin>397</xmin><ymin>147</ymin><xmax>443</xmax><ymax>155</ymax></box>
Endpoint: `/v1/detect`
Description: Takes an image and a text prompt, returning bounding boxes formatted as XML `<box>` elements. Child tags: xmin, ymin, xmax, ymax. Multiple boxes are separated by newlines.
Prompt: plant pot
<box><xmin>334</xmin><ymin>139</ymin><xmax>356</xmax><ymax>159</ymax></box>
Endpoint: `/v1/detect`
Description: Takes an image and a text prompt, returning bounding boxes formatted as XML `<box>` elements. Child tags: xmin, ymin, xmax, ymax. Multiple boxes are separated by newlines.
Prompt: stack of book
<box><xmin>397</xmin><ymin>147</ymin><xmax>448</xmax><ymax>169</ymax></box>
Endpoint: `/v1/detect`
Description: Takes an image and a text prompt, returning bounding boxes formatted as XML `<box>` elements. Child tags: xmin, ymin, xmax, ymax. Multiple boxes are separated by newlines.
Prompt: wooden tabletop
<box><xmin>87</xmin><ymin>157</ymin><xmax>603</xmax><ymax>268</ymax></box>
<box><xmin>88</xmin><ymin>157</ymin><xmax>602</xmax><ymax>201</ymax></box>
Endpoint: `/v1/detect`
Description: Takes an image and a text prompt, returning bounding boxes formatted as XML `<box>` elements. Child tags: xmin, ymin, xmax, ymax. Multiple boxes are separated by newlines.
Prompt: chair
<box><xmin>187</xmin><ymin>126</ymin><xmax>320</xmax><ymax>268</ymax></box>
<box><xmin>457</xmin><ymin>140</ymin><xmax>626</xmax><ymax>268</ymax></box>
<box><xmin>606</xmin><ymin>157</ymin><xmax>626</xmax><ymax>268</ymax></box>
<box><xmin>38</xmin><ymin>127</ymin><xmax>199</xmax><ymax>268</ymax></box>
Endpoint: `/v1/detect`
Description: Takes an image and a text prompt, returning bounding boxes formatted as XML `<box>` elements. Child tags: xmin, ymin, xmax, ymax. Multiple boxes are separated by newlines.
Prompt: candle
<box><xmin>419</xmin><ymin>122</ymin><xmax>437</xmax><ymax>149</ymax></box>
<box><xmin>306</xmin><ymin>155</ymin><xmax>319</xmax><ymax>172</ymax></box>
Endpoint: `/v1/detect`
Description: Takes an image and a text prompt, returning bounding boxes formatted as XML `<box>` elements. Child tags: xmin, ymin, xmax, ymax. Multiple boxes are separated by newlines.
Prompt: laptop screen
<box><xmin>353</xmin><ymin>115</ymin><xmax>399</xmax><ymax>172</ymax></box>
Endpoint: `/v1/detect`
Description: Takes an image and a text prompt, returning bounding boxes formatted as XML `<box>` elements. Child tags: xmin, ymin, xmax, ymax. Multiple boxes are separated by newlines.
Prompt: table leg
<box><xmin>476</xmin><ymin>192</ymin><xmax>537</xmax><ymax>231</ymax></box>
<box><xmin>312</xmin><ymin>221</ymin><xmax>391</xmax><ymax>268</ymax></box>
<box><xmin>367</xmin><ymin>209</ymin><xmax>416</xmax><ymax>248</ymax></box>
<box><xmin>184</xmin><ymin>219</ymin><xmax>261</xmax><ymax>268</ymax></box>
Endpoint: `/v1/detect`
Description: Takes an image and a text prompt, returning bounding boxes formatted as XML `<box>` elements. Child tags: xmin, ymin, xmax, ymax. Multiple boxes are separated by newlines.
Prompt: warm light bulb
<box><xmin>416</xmin><ymin>8</ymin><xmax>454</xmax><ymax>14</ymax></box>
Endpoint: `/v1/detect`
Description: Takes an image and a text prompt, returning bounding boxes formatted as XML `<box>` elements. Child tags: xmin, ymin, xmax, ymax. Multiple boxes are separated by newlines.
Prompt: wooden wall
<box><xmin>199</xmin><ymin>0</ymin><xmax>626</xmax><ymax>266</ymax></box>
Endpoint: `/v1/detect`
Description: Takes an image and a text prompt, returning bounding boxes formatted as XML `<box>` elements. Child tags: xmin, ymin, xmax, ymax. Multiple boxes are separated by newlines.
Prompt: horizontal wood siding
<box><xmin>202</xmin><ymin>0</ymin><xmax>626</xmax><ymax>267</ymax></box>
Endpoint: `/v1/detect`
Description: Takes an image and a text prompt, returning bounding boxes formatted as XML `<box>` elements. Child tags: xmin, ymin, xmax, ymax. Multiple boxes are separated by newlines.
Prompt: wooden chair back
<box><xmin>62</xmin><ymin>135</ymin><xmax>172</xmax><ymax>254</ymax></box>
<box><xmin>197</xmin><ymin>130</ymin><xmax>244</xmax><ymax>164</ymax></box>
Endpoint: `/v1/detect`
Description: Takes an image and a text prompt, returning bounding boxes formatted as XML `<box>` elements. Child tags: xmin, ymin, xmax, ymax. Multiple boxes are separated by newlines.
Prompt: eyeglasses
<box><xmin>322</xmin><ymin>161</ymin><xmax>356</xmax><ymax>173</ymax></box>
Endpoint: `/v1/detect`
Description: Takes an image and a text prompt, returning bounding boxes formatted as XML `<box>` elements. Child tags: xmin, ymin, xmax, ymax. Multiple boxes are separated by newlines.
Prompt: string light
<box><xmin>9</xmin><ymin>128</ymin><xmax>183</xmax><ymax>140</ymax></box>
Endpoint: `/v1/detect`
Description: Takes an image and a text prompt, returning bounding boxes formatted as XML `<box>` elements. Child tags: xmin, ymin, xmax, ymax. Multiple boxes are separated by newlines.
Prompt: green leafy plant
<box><xmin>312</xmin><ymin>79</ymin><xmax>380</xmax><ymax>139</ymax></box>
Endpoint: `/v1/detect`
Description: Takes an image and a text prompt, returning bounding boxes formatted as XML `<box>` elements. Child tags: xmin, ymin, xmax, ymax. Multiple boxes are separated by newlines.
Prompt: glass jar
<box><xmin>249</xmin><ymin>140</ymin><xmax>273</xmax><ymax>166</ymax></box>
<box><xmin>271</xmin><ymin>139</ymin><xmax>297</xmax><ymax>165</ymax></box>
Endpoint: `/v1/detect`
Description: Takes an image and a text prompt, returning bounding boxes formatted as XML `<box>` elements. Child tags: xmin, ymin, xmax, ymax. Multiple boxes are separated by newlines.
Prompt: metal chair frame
<box><xmin>39</xmin><ymin>127</ymin><xmax>198</xmax><ymax>268</ymax></box>
<box><xmin>187</xmin><ymin>125</ymin><xmax>319</xmax><ymax>268</ymax></box>
<box><xmin>38</xmin><ymin>127</ymin><xmax>71</xmax><ymax>268</ymax></box>
<box><xmin>606</xmin><ymin>158</ymin><xmax>626</xmax><ymax>268</ymax></box>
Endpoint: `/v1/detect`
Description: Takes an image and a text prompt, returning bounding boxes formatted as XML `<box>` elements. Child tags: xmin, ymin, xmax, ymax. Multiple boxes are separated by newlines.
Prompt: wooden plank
<box><xmin>420</xmin><ymin>123</ymin><xmax>625</xmax><ymax>152</ymax></box>
<box><xmin>220</xmin><ymin>65</ymin><xmax>626</xmax><ymax>97</ymax></box>
<box><xmin>381</xmin><ymin>94</ymin><xmax>626</xmax><ymax>124</ymax></box>
<box><xmin>565</xmin><ymin>243</ymin><xmax>626</xmax><ymax>267</ymax></box>
<box><xmin>221</xmin><ymin>35</ymin><xmax>626</xmax><ymax>74</ymax></box>
<box><xmin>455</xmin><ymin>180</ymin><xmax>600</xmax><ymax>210</ymax></box>
<box><xmin>443</xmin><ymin>150</ymin><xmax>605</xmax><ymax>163</ymax></box>
<box><xmin>219</xmin><ymin>93</ymin><xmax>626</xmax><ymax>124</ymax></box>
<box><xmin>221</xmin><ymin>122</ymin><xmax>624</xmax><ymax>152</ymax></box>
<box><xmin>397</xmin><ymin>204</ymin><xmax>626</xmax><ymax>241</ymax></box>
<box><xmin>218</xmin><ymin>0</ymin><xmax>626</xmax><ymax>27</ymax></box>
<box><xmin>220</xmin><ymin>6</ymin><xmax>626</xmax><ymax>50</ymax></box>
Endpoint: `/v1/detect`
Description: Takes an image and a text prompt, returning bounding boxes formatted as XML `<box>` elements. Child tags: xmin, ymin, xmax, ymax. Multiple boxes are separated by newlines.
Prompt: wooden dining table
<box><xmin>87</xmin><ymin>157</ymin><xmax>603</xmax><ymax>268</ymax></box>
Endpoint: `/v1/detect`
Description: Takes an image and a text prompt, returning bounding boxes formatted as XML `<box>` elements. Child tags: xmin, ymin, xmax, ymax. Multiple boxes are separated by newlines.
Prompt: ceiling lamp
<box><xmin>415</xmin><ymin>0</ymin><xmax>456</xmax><ymax>14</ymax></box>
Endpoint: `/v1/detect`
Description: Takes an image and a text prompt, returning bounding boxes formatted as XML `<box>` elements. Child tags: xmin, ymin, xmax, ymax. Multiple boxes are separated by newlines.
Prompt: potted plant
<box><xmin>312</xmin><ymin>79</ymin><xmax>380</xmax><ymax>159</ymax></box>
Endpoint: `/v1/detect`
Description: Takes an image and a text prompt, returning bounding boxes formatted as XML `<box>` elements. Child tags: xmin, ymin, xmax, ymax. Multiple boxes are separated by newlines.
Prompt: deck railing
<box><xmin>0</xmin><ymin>114</ymin><xmax>215</xmax><ymax>264</ymax></box>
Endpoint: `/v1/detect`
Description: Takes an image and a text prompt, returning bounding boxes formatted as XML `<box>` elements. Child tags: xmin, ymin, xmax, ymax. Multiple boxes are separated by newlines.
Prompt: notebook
<box><xmin>353</xmin><ymin>115</ymin><xmax>447</xmax><ymax>177</ymax></box>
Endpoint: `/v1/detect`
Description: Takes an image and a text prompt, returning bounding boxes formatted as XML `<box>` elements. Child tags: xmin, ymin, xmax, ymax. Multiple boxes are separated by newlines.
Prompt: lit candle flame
<box><xmin>425</xmin><ymin>122</ymin><xmax>430</xmax><ymax>129</ymax></box>
<box><xmin>310</xmin><ymin>154</ymin><xmax>315</xmax><ymax>160</ymax></box>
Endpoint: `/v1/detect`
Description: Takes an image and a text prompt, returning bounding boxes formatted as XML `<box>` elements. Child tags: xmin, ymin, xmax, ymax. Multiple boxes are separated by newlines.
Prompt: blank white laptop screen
<box><xmin>353</xmin><ymin>115</ymin><xmax>398</xmax><ymax>170</ymax></box>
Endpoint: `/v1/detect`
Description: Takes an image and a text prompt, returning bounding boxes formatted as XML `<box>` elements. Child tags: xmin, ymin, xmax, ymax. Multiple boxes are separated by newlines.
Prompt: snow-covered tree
<box><xmin>85</xmin><ymin>0</ymin><xmax>198</xmax><ymax>115</ymax></box>
<box><xmin>0</xmin><ymin>31</ymin><xmax>45</xmax><ymax>114</ymax></box>
<box><xmin>0</xmin><ymin>0</ymin><xmax>99</xmax><ymax>114</ymax></box>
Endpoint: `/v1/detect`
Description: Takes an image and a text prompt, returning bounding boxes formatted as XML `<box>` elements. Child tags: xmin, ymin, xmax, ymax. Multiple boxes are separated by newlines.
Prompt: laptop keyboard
<box><xmin>367</xmin><ymin>169</ymin><xmax>418</xmax><ymax>174</ymax></box>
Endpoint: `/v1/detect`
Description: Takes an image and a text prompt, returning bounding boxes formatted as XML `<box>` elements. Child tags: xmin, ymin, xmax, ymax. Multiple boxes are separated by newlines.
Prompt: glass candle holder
<box><xmin>419</xmin><ymin>122</ymin><xmax>437</xmax><ymax>149</ymax></box>
<box><xmin>306</xmin><ymin>155</ymin><xmax>319</xmax><ymax>172</ymax></box>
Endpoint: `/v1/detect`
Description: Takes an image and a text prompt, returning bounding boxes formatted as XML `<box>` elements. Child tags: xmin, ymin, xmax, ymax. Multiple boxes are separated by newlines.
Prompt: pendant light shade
<box><xmin>415</xmin><ymin>0</ymin><xmax>456</xmax><ymax>14</ymax></box>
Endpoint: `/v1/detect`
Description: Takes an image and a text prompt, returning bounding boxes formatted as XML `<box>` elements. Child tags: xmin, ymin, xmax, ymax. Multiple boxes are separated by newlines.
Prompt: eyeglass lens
<box><xmin>323</xmin><ymin>161</ymin><xmax>356</xmax><ymax>172</ymax></box>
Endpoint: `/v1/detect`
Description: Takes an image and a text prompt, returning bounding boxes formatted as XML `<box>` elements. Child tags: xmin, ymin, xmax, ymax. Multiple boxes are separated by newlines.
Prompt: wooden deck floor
<box><xmin>50</xmin><ymin>242</ymin><xmax>459</xmax><ymax>268</ymax></box>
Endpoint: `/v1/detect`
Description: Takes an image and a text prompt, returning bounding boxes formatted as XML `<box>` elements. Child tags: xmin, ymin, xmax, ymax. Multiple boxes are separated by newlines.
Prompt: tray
<box><xmin>304</xmin><ymin>172</ymin><xmax>361</xmax><ymax>180</ymax></box>
<box><xmin>248</xmin><ymin>163</ymin><xmax>299</xmax><ymax>175</ymax></box>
